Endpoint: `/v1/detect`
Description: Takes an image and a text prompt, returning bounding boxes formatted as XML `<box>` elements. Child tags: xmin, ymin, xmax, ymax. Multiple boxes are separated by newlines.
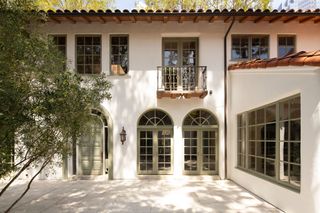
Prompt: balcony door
<box><xmin>162</xmin><ymin>38</ymin><xmax>198</xmax><ymax>91</ymax></box>
<box><xmin>183</xmin><ymin>109</ymin><xmax>219</xmax><ymax>175</ymax></box>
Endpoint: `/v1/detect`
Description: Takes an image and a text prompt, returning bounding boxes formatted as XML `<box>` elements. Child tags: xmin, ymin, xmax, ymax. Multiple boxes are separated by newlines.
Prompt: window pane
<box><xmin>280</xmin><ymin>142</ymin><xmax>289</xmax><ymax>162</ymax></box>
<box><xmin>266</xmin><ymin>160</ymin><xmax>275</xmax><ymax>177</ymax></box>
<box><xmin>266</xmin><ymin>142</ymin><xmax>276</xmax><ymax>159</ymax></box>
<box><xmin>256</xmin><ymin>142</ymin><xmax>265</xmax><ymax>157</ymax></box>
<box><xmin>279</xmin><ymin>162</ymin><xmax>289</xmax><ymax>182</ymax></box>
<box><xmin>266</xmin><ymin>105</ymin><xmax>276</xmax><ymax>122</ymax></box>
<box><xmin>266</xmin><ymin>123</ymin><xmax>276</xmax><ymax>140</ymax></box>
<box><xmin>256</xmin><ymin>109</ymin><xmax>264</xmax><ymax>124</ymax></box>
<box><xmin>279</xmin><ymin>121</ymin><xmax>289</xmax><ymax>141</ymax></box>
<box><xmin>256</xmin><ymin>125</ymin><xmax>265</xmax><ymax>141</ymax></box>
<box><xmin>256</xmin><ymin>158</ymin><xmax>265</xmax><ymax>174</ymax></box>
<box><xmin>290</xmin><ymin>164</ymin><xmax>300</xmax><ymax>187</ymax></box>
<box><xmin>280</xmin><ymin>101</ymin><xmax>289</xmax><ymax>120</ymax></box>
<box><xmin>290</xmin><ymin>143</ymin><xmax>300</xmax><ymax>163</ymax></box>
<box><xmin>290</xmin><ymin>120</ymin><xmax>301</xmax><ymax>141</ymax></box>
<box><xmin>290</xmin><ymin>97</ymin><xmax>300</xmax><ymax>119</ymax></box>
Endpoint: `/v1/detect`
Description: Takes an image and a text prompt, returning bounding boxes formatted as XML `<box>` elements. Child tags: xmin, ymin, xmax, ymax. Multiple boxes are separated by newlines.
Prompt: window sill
<box><xmin>235</xmin><ymin>166</ymin><xmax>300</xmax><ymax>193</ymax></box>
<box><xmin>107</xmin><ymin>74</ymin><xmax>131</xmax><ymax>79</ymax></box>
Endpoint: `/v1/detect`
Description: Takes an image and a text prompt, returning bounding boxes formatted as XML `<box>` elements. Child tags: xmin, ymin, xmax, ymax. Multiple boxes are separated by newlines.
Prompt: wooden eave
<box><xmin>45</xmin><ymin>9</ymin><xmax>320</xmax><ymax>24</ymax></box>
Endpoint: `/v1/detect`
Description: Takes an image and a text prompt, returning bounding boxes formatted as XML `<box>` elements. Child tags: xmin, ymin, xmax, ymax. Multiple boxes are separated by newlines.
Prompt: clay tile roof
<box><xmin>228</xmin><ymin>50</ymin><xmax>320</xmax><ymax>71</ymax></box>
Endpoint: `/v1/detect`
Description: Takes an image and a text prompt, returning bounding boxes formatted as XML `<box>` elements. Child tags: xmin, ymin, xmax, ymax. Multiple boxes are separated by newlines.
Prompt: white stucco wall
<box><xmin>228</xmin><ymin>67</ymin><xmax>320</xmax><ymax>213</ymax></box>
<box><xmin>37</xmin><ymin>20</ymin><xmax>320</xmax><ymax>182</ymax></box>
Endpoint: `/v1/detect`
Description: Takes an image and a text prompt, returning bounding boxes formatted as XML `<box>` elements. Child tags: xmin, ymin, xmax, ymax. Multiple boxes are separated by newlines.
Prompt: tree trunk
<box><xmin>0</xmin><ymin>158</ymin><xmax>33</xmax><ymax>197</ymax></box>
<box><xmin>4</xmin><ymin>159</ymin><xmax>50</xmax><ymax>213</ymax></box>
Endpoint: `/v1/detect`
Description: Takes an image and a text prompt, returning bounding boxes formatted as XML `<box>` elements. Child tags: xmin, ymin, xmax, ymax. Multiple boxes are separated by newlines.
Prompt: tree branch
<box><xmin>4</xmin><ymin>159</ymin><xmax>50</xmax><ymax>213</ymax></box>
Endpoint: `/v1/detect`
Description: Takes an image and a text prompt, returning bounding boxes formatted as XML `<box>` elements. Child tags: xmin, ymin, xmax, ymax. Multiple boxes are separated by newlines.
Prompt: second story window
<box><xmin>278</xmin><ymin>35</ymin><xmax>296</xmax><ymax>57</ymax></box>
<box><xmin>232</xmin><ymin>35</ymin><xmax>269</xmax><ymax>61</ymax></box>
<box><xmin>52</xmin><ymin>35</ymin><xmax>66</xmax><ymax>57</ymax></box>
<box><xmin>76</xmin><ymin>35</ymin><xmax>101</xmax><ymax>74</ymax></box>
<box><xmin>110</xmin><ymin>35</ymin><xmax>128</xmax><ymax>75</ymax></box>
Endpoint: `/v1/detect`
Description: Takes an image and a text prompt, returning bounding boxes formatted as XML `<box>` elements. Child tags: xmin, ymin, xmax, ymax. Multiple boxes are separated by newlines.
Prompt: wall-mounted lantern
<box><xmin>120</xmin><ymin>127</ymin><xmax>126</xmax><ymax>145</ymax></box>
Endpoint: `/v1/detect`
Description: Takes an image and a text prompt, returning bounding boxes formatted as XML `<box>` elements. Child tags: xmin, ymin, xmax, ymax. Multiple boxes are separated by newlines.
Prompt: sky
<box><xmin>115</xmin><ymin>0</ymin><xmax>283</xmax><ymax>10</ymax></box>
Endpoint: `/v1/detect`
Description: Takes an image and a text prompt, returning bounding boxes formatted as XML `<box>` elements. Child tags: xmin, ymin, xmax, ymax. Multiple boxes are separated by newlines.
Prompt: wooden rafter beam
<box><xmin>179</xmin><ymin>16</ymin><xmax>184</xmax><ymax>23</ymax></box>
<box><xmin>98</xmin><ymin>16</ymin><xmax>106</xmax><ymax>24</ymax></box>
<box><xmin>299</xmin><ymin>16</ymin><xmax>315</xmax><ymax>23</ymax></box>
<box><xmin>269</xmin><ymin>16</ymin><xmax>282</xmax><ymax>23</ymax></box>
<box><xmin>64</xmin><ymin>16</ymin><xmax>76</xmax><ymax>23</ymax></box>
<box><xmin>81</xmin><ymin>16</ymin><xmax>91</xmax><ymax>23</ymax></box>
<box><xmin>163</xmin><ymin>16</ymin><xmax>168</xmax><ymax>23</ymax></box>
<box><xmin>129</xmin><ymin>16</ymin><xmax>136</xmax><ymax>23</ymax></box>
<box><xmin>224</xmin><ymin>16</ymin><xmax>231</xmax><ymax>23</ymax></box>
<box><xmin>193</xmin><ymin>16</ymin><xmax>200</xmax><ymax>23</ymax></box>
<box><xmin>112</xmin><ymin>16</ymin><xmax>121</xmax><ymax>23</ymax></box>
<box><xmin>239</xmin><ymin>16</ymin><xmax>248</xmax><ymax>23</ymax></box>
<box><xmin>283</xmin><ymin>16</ymin><xmax>298</xmax><ymax>23</ymax></box>
<box><xmin>254</xmin><ymin>16</ymin><xmax>265</xmax><ymax>23</ymax></box>
<box><xmin>50</xmin><ymin>17</ymin><xmax>61</xmax><ymax>24</ymax></box>
<box><xmin>209</xmin><ymin>16</ymin><xmax>216</xmax><ymax>23</ymax></box>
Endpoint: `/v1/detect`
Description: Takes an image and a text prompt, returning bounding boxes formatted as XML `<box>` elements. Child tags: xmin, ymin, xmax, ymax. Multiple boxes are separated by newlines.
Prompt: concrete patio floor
<box><xmin>0</xmin><ymin>179</ymin><xmax>282</xmax><ymax>213</ymax></box>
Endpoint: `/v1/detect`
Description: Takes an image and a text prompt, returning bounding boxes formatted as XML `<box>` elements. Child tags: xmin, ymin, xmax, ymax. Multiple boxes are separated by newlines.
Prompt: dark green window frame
<box><xmin>76</xmin><ymin>35</ymin><xmax>101</xmax><ymax>75</ymax></box>
<box><xmin>237</xmin><ymin>94</ymin><xmax>301</xmax><ymax>191</ymax></box>
<box><xmin>231</xmin><ymin>35</ymin><xmax>269</xmax><ymax>61</ymax></box>
<box><xmin>110</xmin><ymin>35</ymin><xmax>129</xmax><ymax>75</ymax></box>
<box><xmin>278</xmin><ymin>35</ymin><xmax>296</xmax><ymax>57</ymax></box>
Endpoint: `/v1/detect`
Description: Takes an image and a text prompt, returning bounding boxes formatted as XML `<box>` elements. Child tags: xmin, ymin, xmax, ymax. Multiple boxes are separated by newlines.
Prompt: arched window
<box><xmin>182</xmin><ymin>109</ymin><xmax>218</xmax><ymax>175</ymax></box>
<box><xmin>137</xmin><ymin>109</ymin><xmax>173</xmax><ymax>175</ymax></box>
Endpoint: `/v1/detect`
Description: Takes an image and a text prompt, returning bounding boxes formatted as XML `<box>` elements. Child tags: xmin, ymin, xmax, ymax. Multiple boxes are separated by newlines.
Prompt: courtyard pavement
<box><xmin>0</xmin><ymin>179</ymin><xmax>282</xmax><ymax>213</ymax></box>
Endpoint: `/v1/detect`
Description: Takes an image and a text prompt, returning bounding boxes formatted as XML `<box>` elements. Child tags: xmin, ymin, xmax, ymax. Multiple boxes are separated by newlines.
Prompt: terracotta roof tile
<box><xmin>228</xmin><ymin>50</ymin><xmax>320</xmax><ymax>71</ymax></box>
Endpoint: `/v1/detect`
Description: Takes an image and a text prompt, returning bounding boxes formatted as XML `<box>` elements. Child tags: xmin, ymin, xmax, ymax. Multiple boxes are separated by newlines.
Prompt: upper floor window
<box><xmin>162</xmin><ymin>38</ymin><xmax>198</xmax><ymax>67</ymax></box>
<box><xmin>76</xmin><ymin>35</ymin><xmax>101</xmax><ymax>74</ymax></box>
<box><xmin>278</xmin><ymin>35</ymin><xmax>296</xmax><ymax>57</ymax></box>
<box><xmin>232</xmin><ymin>35</ymin><xmax>269</xmax><ymax>61</ymax></box>
<box><xmin>52</xmin><ymin>35</ymin><xmax>66</xmax><ymax>57</ymax></box>
<box><xmin>110</xmin><ymin>35</ymin><xmax>128</xmax><ymax>75</ymax></box>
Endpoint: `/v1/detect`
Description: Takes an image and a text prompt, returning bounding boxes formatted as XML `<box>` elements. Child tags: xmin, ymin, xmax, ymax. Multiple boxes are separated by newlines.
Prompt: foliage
<box><xmin>36</xmin><ymin>0</ymin><xmax>115</xmax><ymax>10</ymax></box>
<box><xmin>141</xmin><ymin>0</ymin><xmax>271</xmax><ymax>10</ymax></box>
<box><xmin>0</xmin><ymin>0</ymin><xmax>111</xmax><ymax>211</ymax></box>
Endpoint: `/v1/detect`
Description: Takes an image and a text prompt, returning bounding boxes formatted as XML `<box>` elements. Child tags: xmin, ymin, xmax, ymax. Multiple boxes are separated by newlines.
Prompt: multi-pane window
<box><xmin>52</xmin><ymin>35</ymin><xmax>66</xmax><ymax>57</ymax></box>
<box><xmin>278</xmin><ymin>36</ymin><xmax>296</xmax><ymax>57</ymax></box>
<box><xmin>237</xmin><ymin>95</ymin><xmax>300</xmax><ymax>190</ymax></box>
<box><xmin>232</xmin><ymin>35</ymin><xmax>269</xmax><ymax>60</ymax></box>
<box><xmin>76</xmin><ymin>35</ymin><xmax>101</xmax><ymax>74</ymax></box>
<box><xmin>237</xmin><ymin>114</ymin><xmax>246</xmax><ymax>168</ymax></box>
<box><xmin>110</xmin><ymin>35</ymin><xmax>129</xmax><ymax>75</ymax></box>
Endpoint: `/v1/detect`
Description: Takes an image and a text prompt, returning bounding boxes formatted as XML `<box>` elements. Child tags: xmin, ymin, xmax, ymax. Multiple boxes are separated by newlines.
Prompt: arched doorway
<box><xmin>137</xmin><ymin>109</ymin><xmax>173</xmax><ymax>175</ymax></box>
<box><xmin>183</xmin><ymin>109</ymin><xmax>219</xmax><ymax>175</ymax></box>
<box><xmin>76</xmin><ymin>109</ymin><xmax>109</xmax><ymax>176</ymax></box>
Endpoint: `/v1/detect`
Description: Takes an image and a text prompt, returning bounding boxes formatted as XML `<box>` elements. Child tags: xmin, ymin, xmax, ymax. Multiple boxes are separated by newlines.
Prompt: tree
<box><xmin>0</xmin><ymin>0</ymin><xmax>111</xmax><ymax>211</ymax></box>
<box><xmin>36</xmin><ymin>0</ymin><xmax>115</xmax><ymax>11</ymax></box>
<box><xmin>140</xmin><ymin>0</ymin><xmax>271</xmax><ymax>11</ymax></box>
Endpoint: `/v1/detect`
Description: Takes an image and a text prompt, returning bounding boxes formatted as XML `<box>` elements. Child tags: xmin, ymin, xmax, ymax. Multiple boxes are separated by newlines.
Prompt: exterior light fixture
<box><xmin>120</xmin><ymin>127</ymin><xmax>126</xmax><ymax>145</ymax></box>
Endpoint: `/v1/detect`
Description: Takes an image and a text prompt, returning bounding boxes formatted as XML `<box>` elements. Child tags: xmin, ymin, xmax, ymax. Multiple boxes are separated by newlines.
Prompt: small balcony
<box><xmin>157</xmin><ymin>66</ymin><xmax>208</xmax><ymax>99</ymax></box>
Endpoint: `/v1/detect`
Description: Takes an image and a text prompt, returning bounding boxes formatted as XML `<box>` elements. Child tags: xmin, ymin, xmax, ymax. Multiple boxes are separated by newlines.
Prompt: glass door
<box><xmin>138</xmin><ymin>129</ymin><xmax>173</xmax><ymax>175</ymax></box>
<box><xmin>183</xmin><ymin>129</ymin><xmax>218</xmax><ymax>175</ymax></box>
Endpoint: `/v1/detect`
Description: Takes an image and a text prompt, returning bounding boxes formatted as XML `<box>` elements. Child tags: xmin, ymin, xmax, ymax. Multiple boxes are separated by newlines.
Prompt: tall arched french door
<box><xmin>76</xmin><ymin>109</ymin><xmax>109</xmax><ymax>176</ymax></box>
<box><xmin>137</xmin><ymin>109</ymin><xmax>173</xmax><ymax>175</ymax></box>
<box><xmin>183</xmin><ymin>109</ymin><xmax>219</xmax><ymax>175</ymax></box>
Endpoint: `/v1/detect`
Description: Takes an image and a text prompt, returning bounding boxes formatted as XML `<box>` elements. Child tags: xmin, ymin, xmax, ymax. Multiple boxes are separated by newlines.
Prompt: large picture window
<box><xmin>237</xmin><ymin>95</ymin><xmax>300</xmax><ymax>190</ymax></box>
<box><xmin>232</xmin><ymin>35</ymin><xmax>269</xmax><ymax>60</ymax></box>
<box><xmin>76</xmin><ymin>35</ymin><xmax>101</xmax><ymax>74</ymax></box>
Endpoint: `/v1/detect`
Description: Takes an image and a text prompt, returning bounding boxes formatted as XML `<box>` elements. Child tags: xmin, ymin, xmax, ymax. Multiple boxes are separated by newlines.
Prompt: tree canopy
<box><xmin>142</xmin><ymin>0</ymin><xmax>271</xmax><ymax>11</ymax></box>
<box><xmin>36</xmin><ymin>0</ymin><xmax>114</xmax><ymax>10</ymax></box>
<box><xmin>0</xmin><ymin>0</ymin><xmax>112</xmax><ymax>211</ymax></box>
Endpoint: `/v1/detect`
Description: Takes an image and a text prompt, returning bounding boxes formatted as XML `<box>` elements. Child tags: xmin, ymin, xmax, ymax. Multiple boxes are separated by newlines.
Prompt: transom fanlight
<box><xmin>138</xmin><ymin>109</ymin><xmax>173</xmax><ymax>126</ymax></box>
<box><xmin>183</xmin><ymin>109</ymin><xmax>218</xmax><ymax>126</ymax></box>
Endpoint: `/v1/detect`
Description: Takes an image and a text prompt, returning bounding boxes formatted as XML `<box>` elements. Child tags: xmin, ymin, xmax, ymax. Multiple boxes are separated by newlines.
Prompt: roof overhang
<box><xmin>44</xmin><ymin>9</ymin><xmax>320</xmax><ymax>24</ymax></box>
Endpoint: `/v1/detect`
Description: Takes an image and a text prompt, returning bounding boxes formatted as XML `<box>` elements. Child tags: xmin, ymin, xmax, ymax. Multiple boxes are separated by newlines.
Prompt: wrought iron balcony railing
<box><xmin>157</xmin><ymin>66</ymin><xmax>207</xmax><ymax>99</ymax></box>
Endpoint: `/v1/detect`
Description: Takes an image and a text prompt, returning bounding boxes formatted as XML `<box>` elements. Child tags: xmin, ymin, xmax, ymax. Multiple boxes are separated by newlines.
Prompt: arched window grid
<box><xmin>138</xmin><ymin>109</ymin><xmax>173</xmax><ymax>128</ymax></box>
<box><xmin>183</xmin><ymin>109</ymin><xmax>218</xmax><ymax>128</ymax></box>
<box><xmin>91</xmin><ymin>108</ymin><xmax>108</xmax><ymax>127</ymax></box>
